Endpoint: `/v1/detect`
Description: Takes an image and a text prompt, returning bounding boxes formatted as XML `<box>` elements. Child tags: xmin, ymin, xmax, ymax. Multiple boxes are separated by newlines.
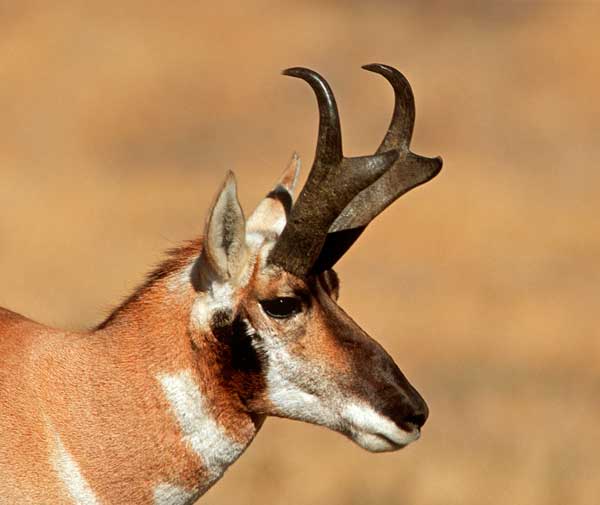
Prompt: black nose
<box><xmin>405</xmin><ymin>389</ymin><xmax>429</xmax><ymax>429</ymax></box>
<box><xmin>404</xmin><ymin>403</ymin><xmax>429</xmax><ymax>429</ymax></box>
<box><xmin>382</xmin><ymin>389</ymin><xmax>429</xmax><ymax>430</ymax></box>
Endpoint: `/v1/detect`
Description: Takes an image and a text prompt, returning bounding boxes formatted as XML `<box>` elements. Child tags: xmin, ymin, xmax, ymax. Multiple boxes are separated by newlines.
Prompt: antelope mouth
<box><xmin>341</xmin><ymin>403</ymin><xmax>421</xmax><ymax>453</ymax></box>
<box><xmin>349</xmin><ymin>426</ymin><xmax>420</xmax><ymax>453</ymax></box>
<box><xmin>375</xmin><ymin>428</ymin><xmax>419</xmax><ymax>449</ymax></box>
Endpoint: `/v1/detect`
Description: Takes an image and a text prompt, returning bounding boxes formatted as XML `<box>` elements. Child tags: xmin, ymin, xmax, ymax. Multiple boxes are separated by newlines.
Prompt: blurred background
<box><xmin>1</xmin><ymin>1</ymin><xmax>599</xmax><ymax>504</ymax></box>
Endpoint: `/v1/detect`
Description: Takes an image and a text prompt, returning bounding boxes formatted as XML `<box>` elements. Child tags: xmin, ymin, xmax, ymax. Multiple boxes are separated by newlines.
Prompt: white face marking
<box><xmin>190</xmin><ymin>245</ymin><xmax>260</xmax><ymax>331</ymax></box>
<box><xmin>153</xmin><ymin>483</ymin><xmax>198</xmax><ymax>505</ymax></box>
<box><xmin>50</xmin><ymin>428</ymin><xmax>100</xmax><ymax>505</ymax></box>
<box><xmin>191</xmin><ymin>281</ymin><xmax>235</xmax><ymax>330</ymax></box>
<box><xmin>157</xmin><ymin>370</ymin><xmax>245</xmax><ymax>487</ymax></box>
<box><xmin>255</xmin><ymin>329</ymin><xmax>340</xmax><ymax>428</ymax></box>
<box><xmin>254</xmin><ymin>323</ymin><xmax>420</xmax><ymax>453</ymax></box>
<box><xmin>342</xmin><ymin>402</ymin><xmax>420</xmax><ymax>452</ymax></box>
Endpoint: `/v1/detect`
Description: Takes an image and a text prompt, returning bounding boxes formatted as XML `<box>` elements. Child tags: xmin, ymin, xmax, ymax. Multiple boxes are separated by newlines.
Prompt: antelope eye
<box><xmin>260</xmin><ymin>297</ymin><xmax>302</xmax><ymax>319</ymax></box>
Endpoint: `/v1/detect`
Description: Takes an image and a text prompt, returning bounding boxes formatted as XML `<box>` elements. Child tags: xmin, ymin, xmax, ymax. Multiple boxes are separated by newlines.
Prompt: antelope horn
<box><xmin>313</xmin><ymin>64</ymin><xmax>443</xmax><ymax>272</ymax></box>
<box><xmin>268</xmin><ymin>67</ymin><xmax>398</xmax><ymax>277</ymax></box>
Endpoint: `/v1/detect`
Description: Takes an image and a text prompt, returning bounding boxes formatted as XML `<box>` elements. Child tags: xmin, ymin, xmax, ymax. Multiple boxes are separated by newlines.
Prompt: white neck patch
<box><xmin>50</xmin><ymin>427</ymin><xmax>100</xmax><ymax>505</ymax></box>
<box><xmin>157</xmin><ymin>370</ymin><xmax>246</xmax><ymax>492</ymax></box>
<box><xmin>153</xmin><ymin>482</ymin><xmax>198</xmax><ymax>505</ymax></box>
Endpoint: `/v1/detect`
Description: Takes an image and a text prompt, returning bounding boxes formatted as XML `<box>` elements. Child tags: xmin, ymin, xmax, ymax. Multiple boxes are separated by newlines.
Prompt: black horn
<box><xmin>313</xmin><ymin>64</ymin><xmax>443</xmax><ymax>272</ymax></box>
<box><xmin>268</xmin><ymin>67</ymin><xmax>398</xmax><ymax>277</ymax></box>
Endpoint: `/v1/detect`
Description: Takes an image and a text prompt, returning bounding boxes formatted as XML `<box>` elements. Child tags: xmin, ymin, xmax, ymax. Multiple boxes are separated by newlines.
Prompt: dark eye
<box><xmin>260</xmin><ymin>297</ymin><xmax>302</xmax><ymax>319</ymax></box>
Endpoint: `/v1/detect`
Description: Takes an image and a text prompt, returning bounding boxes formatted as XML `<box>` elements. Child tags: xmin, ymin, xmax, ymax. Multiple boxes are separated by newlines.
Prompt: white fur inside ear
<box><xmin>245</xmin><ymin>231</ymin><xmax>267</xmax><ymax>250</ymax></box>
<box><xmin>204</xmin><ymin>172</ymin><xmax>247</xmax><ymax>280</ymax></box>
<box><xmin>246</xmin><ymin>153</ymin><xmax>300</xmax><ymax>237</ymax></box>
<box><xmin>246</xmin><ymin>197</ymin><xmax>288</xmax><ymax>236</ymax></box>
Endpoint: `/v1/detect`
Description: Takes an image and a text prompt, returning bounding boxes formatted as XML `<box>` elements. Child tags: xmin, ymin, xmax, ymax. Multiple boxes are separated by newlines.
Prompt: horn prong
<box><xmin>321</xmin><ymin>64</ymin><xmax>442</xmax><ymax>257</ymax></box>
<box><xmin>268</xmin><ymin>67</ymin><xmax>398</xmax><ymax>277</ymax></box>
<box><xmin>283</xmin><ymin>67</ymin><xmax>342</xmax><ymax>167</ymax></box>
<box><xmin>270</xmin><ymin>65</ymin><xmax>441</xmax><ymax>276</ymax></box>
<box><xmin>362</xmin><ymin>63</ymin><xmax>415</xmax><ymax>152</ymax></box>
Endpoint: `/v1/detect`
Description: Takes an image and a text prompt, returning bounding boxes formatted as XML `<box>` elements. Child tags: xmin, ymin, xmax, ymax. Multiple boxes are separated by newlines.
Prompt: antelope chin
<box><xmin>350</xmin><ymin>426</ymin><xmax>420</xmax><ymax>453</ymax></box>
<box><xmin>341</xmin><ymin>402</ymin><xmax>421</xmax><ymax>453</ymax></box>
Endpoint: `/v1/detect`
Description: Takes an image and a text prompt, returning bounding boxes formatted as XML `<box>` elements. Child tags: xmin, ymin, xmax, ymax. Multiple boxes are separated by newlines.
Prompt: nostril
<box><xmin>402</xmin><ymin>396</ymin><xmax>429</xmax><ymax>430</ymax></box>
<box><xmin>408</xmin><ymin>389</ymin><xmax>429</xmax><ymax>429</ymax></box>
<box><xmin>405</xmin><ymin>411</ymin><xmax>427</xmax><ymax>429</ymax></box>
<box><xmin>381</xmin><ymin>390</ymin><xmax>429</xmax><ymax>431</ymax></box>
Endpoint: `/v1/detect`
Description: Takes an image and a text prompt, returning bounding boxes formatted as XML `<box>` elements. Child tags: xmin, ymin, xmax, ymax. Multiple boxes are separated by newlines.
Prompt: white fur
<box><xmin>245</xmin><ymin>200</ymin><xmax>281</xmax><ymax>236</ymax></box>
<box><xmin>342</xmin><ymin>402</ymin><xmax>420</xmax><ymax>451</ymax></box>
<box><xmin>258</xmin><ymin>333</ymin><xmax>340</xmax><ymax>428</ymax></box>
<box><xmin>157</xmin><ymin>370</ymin><xmax>245</xmax><ymax>488</ymax></box>
<box><xmin>270</xmin><ymin>214</ymin><xmax>287</xmax><ymax>235</ymax></box>
<box><xmin>248</xmin><ymin>212</ymin><xmax>286</xmax><ymax>236</ymax></box>
<box><xmin>190</xmin><ymin>282</ymin><xmax>235</xmax><ymax>330</ymax></box>
<box><xmin>266</xmin><ymin>366</ymin><xmax>331</xmax><ymax>424</ymax></box>
<box><xmin>50</xmin><ymin>429</ymin><xmax>100</xmax><ymax>505</ymax></box>
<box><xmin>246</xmin><ymin>152</ymin><xmax>299</xmax><ymax>237</ymax></box>
<box><xmin>153</xmin><ymin>482</ymin><xmax>198</xmax><ymax>505</ymax></box>
<box><xmin>245</xmin><ymin>231</ymin><xmax>267</xmax><ymax>249</ymax></box>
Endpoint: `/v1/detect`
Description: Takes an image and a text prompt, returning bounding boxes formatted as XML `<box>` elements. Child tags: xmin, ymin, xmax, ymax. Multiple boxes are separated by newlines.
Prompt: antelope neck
<box><xmin>38</xmin><ymin>265</ymin><xmax>260</xmax><ymax>503</ymax></box>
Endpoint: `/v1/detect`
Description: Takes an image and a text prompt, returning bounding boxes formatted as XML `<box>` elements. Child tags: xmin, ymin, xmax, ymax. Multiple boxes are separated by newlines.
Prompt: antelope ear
<box><xmin>246</xmin><ymin>152</ymin><xmax>301</xmax><ymax>236</ymax></box>
<box><xmin>202</xmin><ymin>171</ymin><xmax>248</xmax><ymax>281</ymax></box>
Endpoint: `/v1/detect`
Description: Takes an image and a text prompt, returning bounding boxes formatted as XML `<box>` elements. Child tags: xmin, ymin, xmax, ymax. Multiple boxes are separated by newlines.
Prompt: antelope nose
<box><xmin>404</xmin><ymin>399</ymin><xmax>429</xmax><ymax>429</ymax></box>
<box><xmin>385</xmin><ymin>390</ymin><xmax>429</xmax><ymax>431</ymax></box>
<box><xmin>405</xmin><ymin>391</ymin><xmax>429</xmax><ymax>429</ymax></box>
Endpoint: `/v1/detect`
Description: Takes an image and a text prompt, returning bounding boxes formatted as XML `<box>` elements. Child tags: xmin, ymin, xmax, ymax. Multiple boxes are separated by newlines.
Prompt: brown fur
<box><xmin>0</xmin><ymin>240</ymin><xmax>259</xmax><ymax>504</ymax></box>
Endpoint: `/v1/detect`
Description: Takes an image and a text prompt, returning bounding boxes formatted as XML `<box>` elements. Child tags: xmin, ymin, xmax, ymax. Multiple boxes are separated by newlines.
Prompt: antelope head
<box><xmin>191</xmin><ymin>65</ymin><xmax>441</xmax><ymax>452</ymax></box>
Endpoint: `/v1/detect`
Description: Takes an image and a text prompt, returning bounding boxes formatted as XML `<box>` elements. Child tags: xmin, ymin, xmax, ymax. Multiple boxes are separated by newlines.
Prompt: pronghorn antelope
<box><xmin>0</xmin><ymin>64</ymin><xmax>442</xmax><ymax>505</ymax></box>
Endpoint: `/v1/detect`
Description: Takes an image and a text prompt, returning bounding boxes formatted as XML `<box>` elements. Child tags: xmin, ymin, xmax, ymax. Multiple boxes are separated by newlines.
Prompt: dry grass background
<box><xmin>1</xmin><ymin>1</ymin><xmax>599</xmax><ymax>504</ymax></box>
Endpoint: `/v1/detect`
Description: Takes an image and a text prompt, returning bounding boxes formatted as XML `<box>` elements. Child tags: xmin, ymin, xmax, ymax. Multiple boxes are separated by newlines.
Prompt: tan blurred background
<box><xmin>1</xmin><ymin>1</ymin><xmax>599</xmax><ymax>504</ymax></box>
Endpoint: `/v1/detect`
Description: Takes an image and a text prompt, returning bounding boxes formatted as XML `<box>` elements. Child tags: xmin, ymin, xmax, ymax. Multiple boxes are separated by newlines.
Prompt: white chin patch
<box><xmin>342</xmin><ymin>403</ymin><xmax>420</xmax><ymax>453</ymax></box>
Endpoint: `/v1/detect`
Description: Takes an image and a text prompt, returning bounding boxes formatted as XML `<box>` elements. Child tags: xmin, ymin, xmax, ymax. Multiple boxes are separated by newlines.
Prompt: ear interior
<box><xmin>246</xmin><ymin>152</ymin><xmax>301</xmax><ymax>235</ymax></box>
<box><xmin>202</xmin><ymin>171</ymin><xmax>248</xmax><ymax>281</ymax></box>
